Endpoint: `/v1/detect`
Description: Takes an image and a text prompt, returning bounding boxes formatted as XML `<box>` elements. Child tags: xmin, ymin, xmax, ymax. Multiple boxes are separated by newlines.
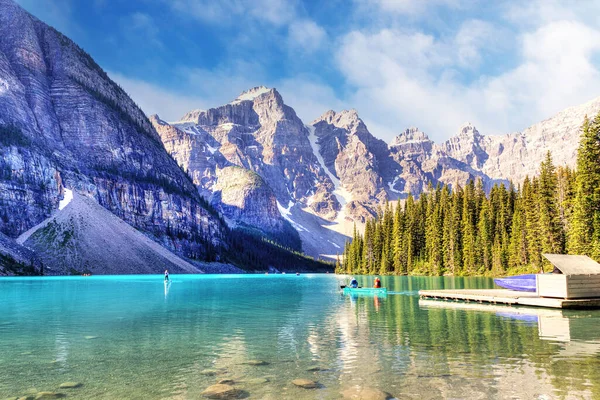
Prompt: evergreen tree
<box><xmin>476</xmin><ymin>198</ymin><xmax>492</xmax><ymax>273</ymax></box>
<box><xmin>462</xmin><ymin>180</ymin><xmax>477</xmax><ymax>275</ymax></box>
<box><xmin>538</xmin><ymin>151</ymin><xmax>564</xmax><ymax>262</ymax></box>
<box><xmin>523</xmin><ymin>177</ymin><xmax>542</xmax><ymax>268</ymax></box>
<box><xmin>508</xmin><ymin>197</ymin><xmax>528</xmax><ymax>269</ymax></box>
<box><xmin>392</xmin><ymin>202</ymin><xmax>406</xmax><ymax>274</ymax></box>
<box><xmin>569</xmin><ymin>114</ymin><xmax>600</xmax><ymax>260</ymax></box>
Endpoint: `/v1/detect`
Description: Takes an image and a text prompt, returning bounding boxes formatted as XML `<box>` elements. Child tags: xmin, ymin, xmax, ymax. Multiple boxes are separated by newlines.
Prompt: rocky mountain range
<box><xmin>0</xmin><ymin>0</ymin><xmax>597</xmax><ymax>271</ymax></box>
<box><xmin>155</xmin><ymin>86</ymin><xmax>597</xmax><ymax>259</ymax></box>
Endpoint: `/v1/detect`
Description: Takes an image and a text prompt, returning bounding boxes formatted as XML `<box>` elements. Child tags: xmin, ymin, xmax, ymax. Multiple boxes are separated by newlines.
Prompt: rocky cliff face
<box><xmin>0</xmin><ymin>0</ymin><xmax>223</xmax><ymax>262</ymax></box>
<box><xmin>153</xmin><ymin>87</ymin><xmax>341</xmax><ymax>246</ymax></box>
<box><xmin>310</xmin><ymin>110</ymin><xmax>390</xmax><ymax>222</ymax></box>
<box><xmin>211</xmin><ymin>166</ymin><xmax>300</xmax><ymax>249</ymax></box>
<box><xmin>171</xmin><ymin>87</ymin><xmax>337</xmax><ymax>213</ymax></box>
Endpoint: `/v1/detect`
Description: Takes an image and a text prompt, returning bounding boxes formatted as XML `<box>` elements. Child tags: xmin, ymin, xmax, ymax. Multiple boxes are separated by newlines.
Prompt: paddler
<box><xmin>164</xmin><ymin>269</ymin><xmax>169</xmax><ymax>282</ymax></box>
<box><xmin>374</xmin><ymin>277</ymin><xmax>381</xmax><ymax>288</ymax></box>
<box><xmin>349</xmin><ymin>277</ymin><xmax>358</xmax><ymax>288</ymax></box>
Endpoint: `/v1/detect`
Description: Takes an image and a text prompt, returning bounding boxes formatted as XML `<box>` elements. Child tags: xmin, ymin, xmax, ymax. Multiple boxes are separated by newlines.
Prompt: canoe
<box><xmin>343</xmin><ymin>287</ymin><xmax>387</xmax><ymax>296</ymax></box>
<box><xmin>493</xmin><ymin>274</ymin><xmax>536</xmax><ymax>292</ymax></box>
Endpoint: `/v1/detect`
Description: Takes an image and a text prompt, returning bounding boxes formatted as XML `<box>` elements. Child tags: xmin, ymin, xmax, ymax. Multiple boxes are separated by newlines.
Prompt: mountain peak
<box><xmin>390</xmin><ymin>127</ymin><xmax>430</xmax><ymax>147</ymax></box>
<box><xmin>149</xmin><ymin>114</ymin><xmax>167</xmax><ymax>126</ymax></box>
<box><xmin>457</xmin><ymin>123</ymin><xmax>480</xmax><ymax>138</ymax></box>
<box><xmin>232</xmin><ymin>86</ymin><xmax>273</xmax><ymax>103</ymax></box>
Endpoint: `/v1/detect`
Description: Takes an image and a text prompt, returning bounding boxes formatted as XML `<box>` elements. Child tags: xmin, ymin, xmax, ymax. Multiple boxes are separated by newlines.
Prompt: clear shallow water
<box><xmin>1</xmin><ymin>274</ymin><xmax>600</xmax><ymax>399</ymax></box>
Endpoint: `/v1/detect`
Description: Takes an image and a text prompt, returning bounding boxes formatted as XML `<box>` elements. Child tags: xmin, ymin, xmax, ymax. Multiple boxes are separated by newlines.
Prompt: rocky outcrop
<box><xmin>0</xmin><ymin>0</ymin><xmax>223</xmax><ymax>262</ymax></box>
<box><xmin>211</xmin><ymin>166</ymin><xmax>300</xmax><ymax>249</ymax></box>
<box><xmin>310</xmin><ymin>110</ymin><xmax>390</xmax><ymax>222</ymax></box>
<box><xmin>442</xmin><ymin>97</ymin><xmax>600</xmax><ymax>185</ymax></box>
<box><xmin>168</xmin><ymin>87</ymin><xmax>338</xmax><ymax>217</ymax></box>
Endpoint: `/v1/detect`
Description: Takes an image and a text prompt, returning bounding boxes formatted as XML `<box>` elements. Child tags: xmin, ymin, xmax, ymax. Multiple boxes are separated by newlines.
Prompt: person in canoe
<box><xmin>164</xmin><ymin>269</ymin><xmax>169</xmax><ymax>282</ymax></box>
<box><xmin>349</xmin><ymin>277</ymin><xmax>358</xmax><ymax>288</ymax></box>
<box><xmin>374</xmin><ymin>277</ymin><xmax>381</xmax><ymax>288</ymax></box>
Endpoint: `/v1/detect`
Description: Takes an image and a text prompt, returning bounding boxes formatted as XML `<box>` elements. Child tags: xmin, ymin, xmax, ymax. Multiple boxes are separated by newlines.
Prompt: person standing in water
<box><xmin>164</xmin><ymin>269</ymin><xmax>169</xmax><ymax>282</ymax></box>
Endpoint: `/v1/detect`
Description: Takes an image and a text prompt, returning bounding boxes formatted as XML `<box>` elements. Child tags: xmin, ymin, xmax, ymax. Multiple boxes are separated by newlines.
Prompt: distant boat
<box><xmin>493</xmin><ymin>274</ymin><xmax>537</xmax><ymax>292</ymax></box>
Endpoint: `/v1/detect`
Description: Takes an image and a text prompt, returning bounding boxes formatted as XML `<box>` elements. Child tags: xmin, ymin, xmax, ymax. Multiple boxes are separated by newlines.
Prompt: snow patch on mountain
<box><xmin>387</xmin><ymin>177</ymin><xmax>402</xmax><ymax>194</ymax></box>
<box><xmin>306</xmin><ymin>125</ymin><xmax>352</xmax><ymax>214</ymax></box>
<box><xmin>231</xmin><ymin>86</ymin><xmax>271</xmax><ymax>104</ymax></box>
<box><xmin>277</xmin><ymin>201</ymin><xmax>308</xmax><ymax>232</ymax></box>
<box><xmin>58</xmin><ymin>188</ymin><xmax>73</xmax><ymax>210</ymax></box>
<box><xmin>206</xmin><ymin>144</ymin><xmax>218</xmax><ymax>154</ymax></box>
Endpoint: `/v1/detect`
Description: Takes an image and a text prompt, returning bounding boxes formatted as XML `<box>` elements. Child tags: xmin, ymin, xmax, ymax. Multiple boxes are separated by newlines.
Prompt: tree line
<box><xmin>338</xmin><ymin>114</ymin><xmax>600</xmax><ymax>276</ymax></box>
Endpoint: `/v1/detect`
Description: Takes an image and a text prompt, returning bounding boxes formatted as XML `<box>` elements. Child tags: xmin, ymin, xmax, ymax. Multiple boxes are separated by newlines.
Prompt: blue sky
<box><xmin>15</xmin><ymin>0</ymin><xmax>600</xmax><ymax>142</ymax></box>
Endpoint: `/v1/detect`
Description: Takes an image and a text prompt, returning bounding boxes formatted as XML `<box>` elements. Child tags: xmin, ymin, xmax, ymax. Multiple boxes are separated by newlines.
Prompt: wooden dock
<box><xmin>418</xmin><ymin>289</ymin><xmax>600</xmax><ymax>309</ymax></box>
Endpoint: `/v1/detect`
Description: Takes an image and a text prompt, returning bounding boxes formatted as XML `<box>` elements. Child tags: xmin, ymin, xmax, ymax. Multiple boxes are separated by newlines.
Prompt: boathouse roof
<box><xmin>543</xmin><ymin>254</ymin><xmax>600</xmax><ymax>275</ymax></box>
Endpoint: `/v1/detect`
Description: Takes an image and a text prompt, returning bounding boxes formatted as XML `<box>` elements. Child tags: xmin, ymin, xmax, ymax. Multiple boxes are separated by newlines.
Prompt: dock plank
<box><xmin>418</xmin><ymin>289</ymin><xmax>600</xmax><ymax>309</ymax></box>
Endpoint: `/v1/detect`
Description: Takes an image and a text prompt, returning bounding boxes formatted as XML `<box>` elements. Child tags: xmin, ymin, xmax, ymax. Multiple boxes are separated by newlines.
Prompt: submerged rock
<box><xmin>340</xmin><ymin>387</ymin><xmax>393</xmax><ymax>400</ymax></box>
<box><xmin>291</xmin><ymin>379</ymin><xmax>318</xmax><ymax>389</ymax></box>
<box><xmin>33</xmin><ymin>393</ymin><xmax>65</xmax><ymax>400</ymax></box>
<box><xmin>242</xmin><ymin>378</ymin><xmax>269</xmax><ymax>385</ymax></box>
<box><xmin>200</xmin><ymin>384</ymin><xmax>240</xmax><ymax>399</ymax></box>
<box><xmin>245</xmin><ymin>360</ymin><xmax>269</xmax><ymax>366</ymax></box>
<box><xmin>84</xmin><ymin>336</ymin><xmax>99</xmax><ymax>340</ymax></box>
<box><xmin>306</xmin><ymin>366</ymin><xmax>325</xmax><ymax>372</ymax></box>
<box><xmin>58</xmin><ymin>382</ymin><xmax>82</xmax><ymax>389</ymax></box>
<box><xmin>217</xmin><ymin>379</ymin><xmax>235</xmax><ymax>385</ymax></box>
<box><xmin>200</xmin><ymin>368</ymin><xmax>226</xmax><ymax>376</ymax></box>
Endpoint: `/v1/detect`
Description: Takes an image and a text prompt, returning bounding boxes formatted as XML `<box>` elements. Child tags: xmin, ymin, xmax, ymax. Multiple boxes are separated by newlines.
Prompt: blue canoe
<box><xmin>343</xmin><ymin>287</ymin><xmax>387</xmax><ymax>296</ymax></box>
<box><xmin>493</xmin><ymin>274</ymin><xmax>537</xmax><ymax>292</ymax></box>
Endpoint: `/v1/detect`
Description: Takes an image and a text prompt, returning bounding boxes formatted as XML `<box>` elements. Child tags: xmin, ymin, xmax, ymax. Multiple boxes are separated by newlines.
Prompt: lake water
<box><xmin>1</xmin><ymin>274</ymin><xmax>600</xmax><ymax>399</ymax></box>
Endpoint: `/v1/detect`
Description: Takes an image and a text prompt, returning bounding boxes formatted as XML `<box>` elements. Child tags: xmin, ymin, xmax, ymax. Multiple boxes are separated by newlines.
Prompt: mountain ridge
<box><xmin>157</xmin><ymin>86</ymin><xmax>598</xmax><ymax>258</ymax></box>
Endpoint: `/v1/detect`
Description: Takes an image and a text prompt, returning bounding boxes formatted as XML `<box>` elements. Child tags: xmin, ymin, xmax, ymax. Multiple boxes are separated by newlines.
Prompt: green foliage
<box><xmin>341</xmin><ymin>146</ymin><xmax>586</xmax><ymax>276</ymax></box>
<box><xmin>0</xmin><ymin>253</ymin><xmax>40</xmax><ymax>276</ymax></box>
<box><xmin>568</xmin><ymin>114</ymin><xmax>600</xmax><ymax>260</ymax></box>
<box><xmin>223</xmin><ymin>227</ymin><xmax>332</xmax><ymax>272</ymax></box>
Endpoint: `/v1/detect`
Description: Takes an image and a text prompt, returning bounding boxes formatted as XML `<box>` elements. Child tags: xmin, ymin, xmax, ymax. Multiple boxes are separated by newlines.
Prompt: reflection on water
<box><xmin>0</xmin><ymin>275</ymin><xmax>599</xmax><ymax>399</ymax></box>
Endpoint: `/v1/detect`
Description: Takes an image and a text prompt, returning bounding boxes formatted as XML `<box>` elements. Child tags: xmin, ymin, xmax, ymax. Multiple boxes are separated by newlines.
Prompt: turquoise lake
<box><xmin>1</xmin><ymin>274</ymin><xmax>600</xmax><ymax>399</ymax></box>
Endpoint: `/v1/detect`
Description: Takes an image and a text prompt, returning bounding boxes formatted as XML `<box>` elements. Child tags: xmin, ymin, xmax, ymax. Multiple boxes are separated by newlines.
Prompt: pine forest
<box><xmin>338</xmin><ymin>114</ymin><xmax>600</xmax><ymax>276</ymax></box>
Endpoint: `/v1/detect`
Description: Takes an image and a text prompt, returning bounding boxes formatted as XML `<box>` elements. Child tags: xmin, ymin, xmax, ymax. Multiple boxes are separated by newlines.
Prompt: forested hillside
<box><xmin>339</xmin><ymin>114</ymin><xmax>600</xmax><ymax>276</ymax></box>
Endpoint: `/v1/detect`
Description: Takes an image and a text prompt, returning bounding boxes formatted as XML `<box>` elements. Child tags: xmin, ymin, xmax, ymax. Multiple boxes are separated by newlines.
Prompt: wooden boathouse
<box><xmin>418</xmin><ymin>254</ymin><xmax>600</xmax><ymax>309</ymax></box>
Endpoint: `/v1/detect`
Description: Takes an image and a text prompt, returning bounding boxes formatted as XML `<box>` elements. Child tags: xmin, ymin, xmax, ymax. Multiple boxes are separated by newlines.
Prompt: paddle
<box><xmin>340</xmin><ymin>285</ymin><xmax>363</xmax><ymax>289</ymax></box>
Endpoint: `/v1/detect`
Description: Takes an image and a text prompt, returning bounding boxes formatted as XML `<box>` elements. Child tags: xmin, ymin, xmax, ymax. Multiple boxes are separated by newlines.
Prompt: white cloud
<box><xmin>355</xmin><ymin>0</ymin><xmax>461</xmax><ymax>15</ymax></box>
<box><xmin>106</xmin><ymin>0</ymin><xmax>600</xmax><ymax>145</ymax></box>
<box><xmin>454</xmin><ymin>19</ymin><xmax>496</xmax><ymax>68</ymax></box>
<box><xmin>288</xmin><ymin>20</ymin><xmax>327</xmax><ymax>53</ymax></box>
<box><xmin>333</xmin><ymin>14</ymin><xmax>600</xmax><ymax>142</ymax></box>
